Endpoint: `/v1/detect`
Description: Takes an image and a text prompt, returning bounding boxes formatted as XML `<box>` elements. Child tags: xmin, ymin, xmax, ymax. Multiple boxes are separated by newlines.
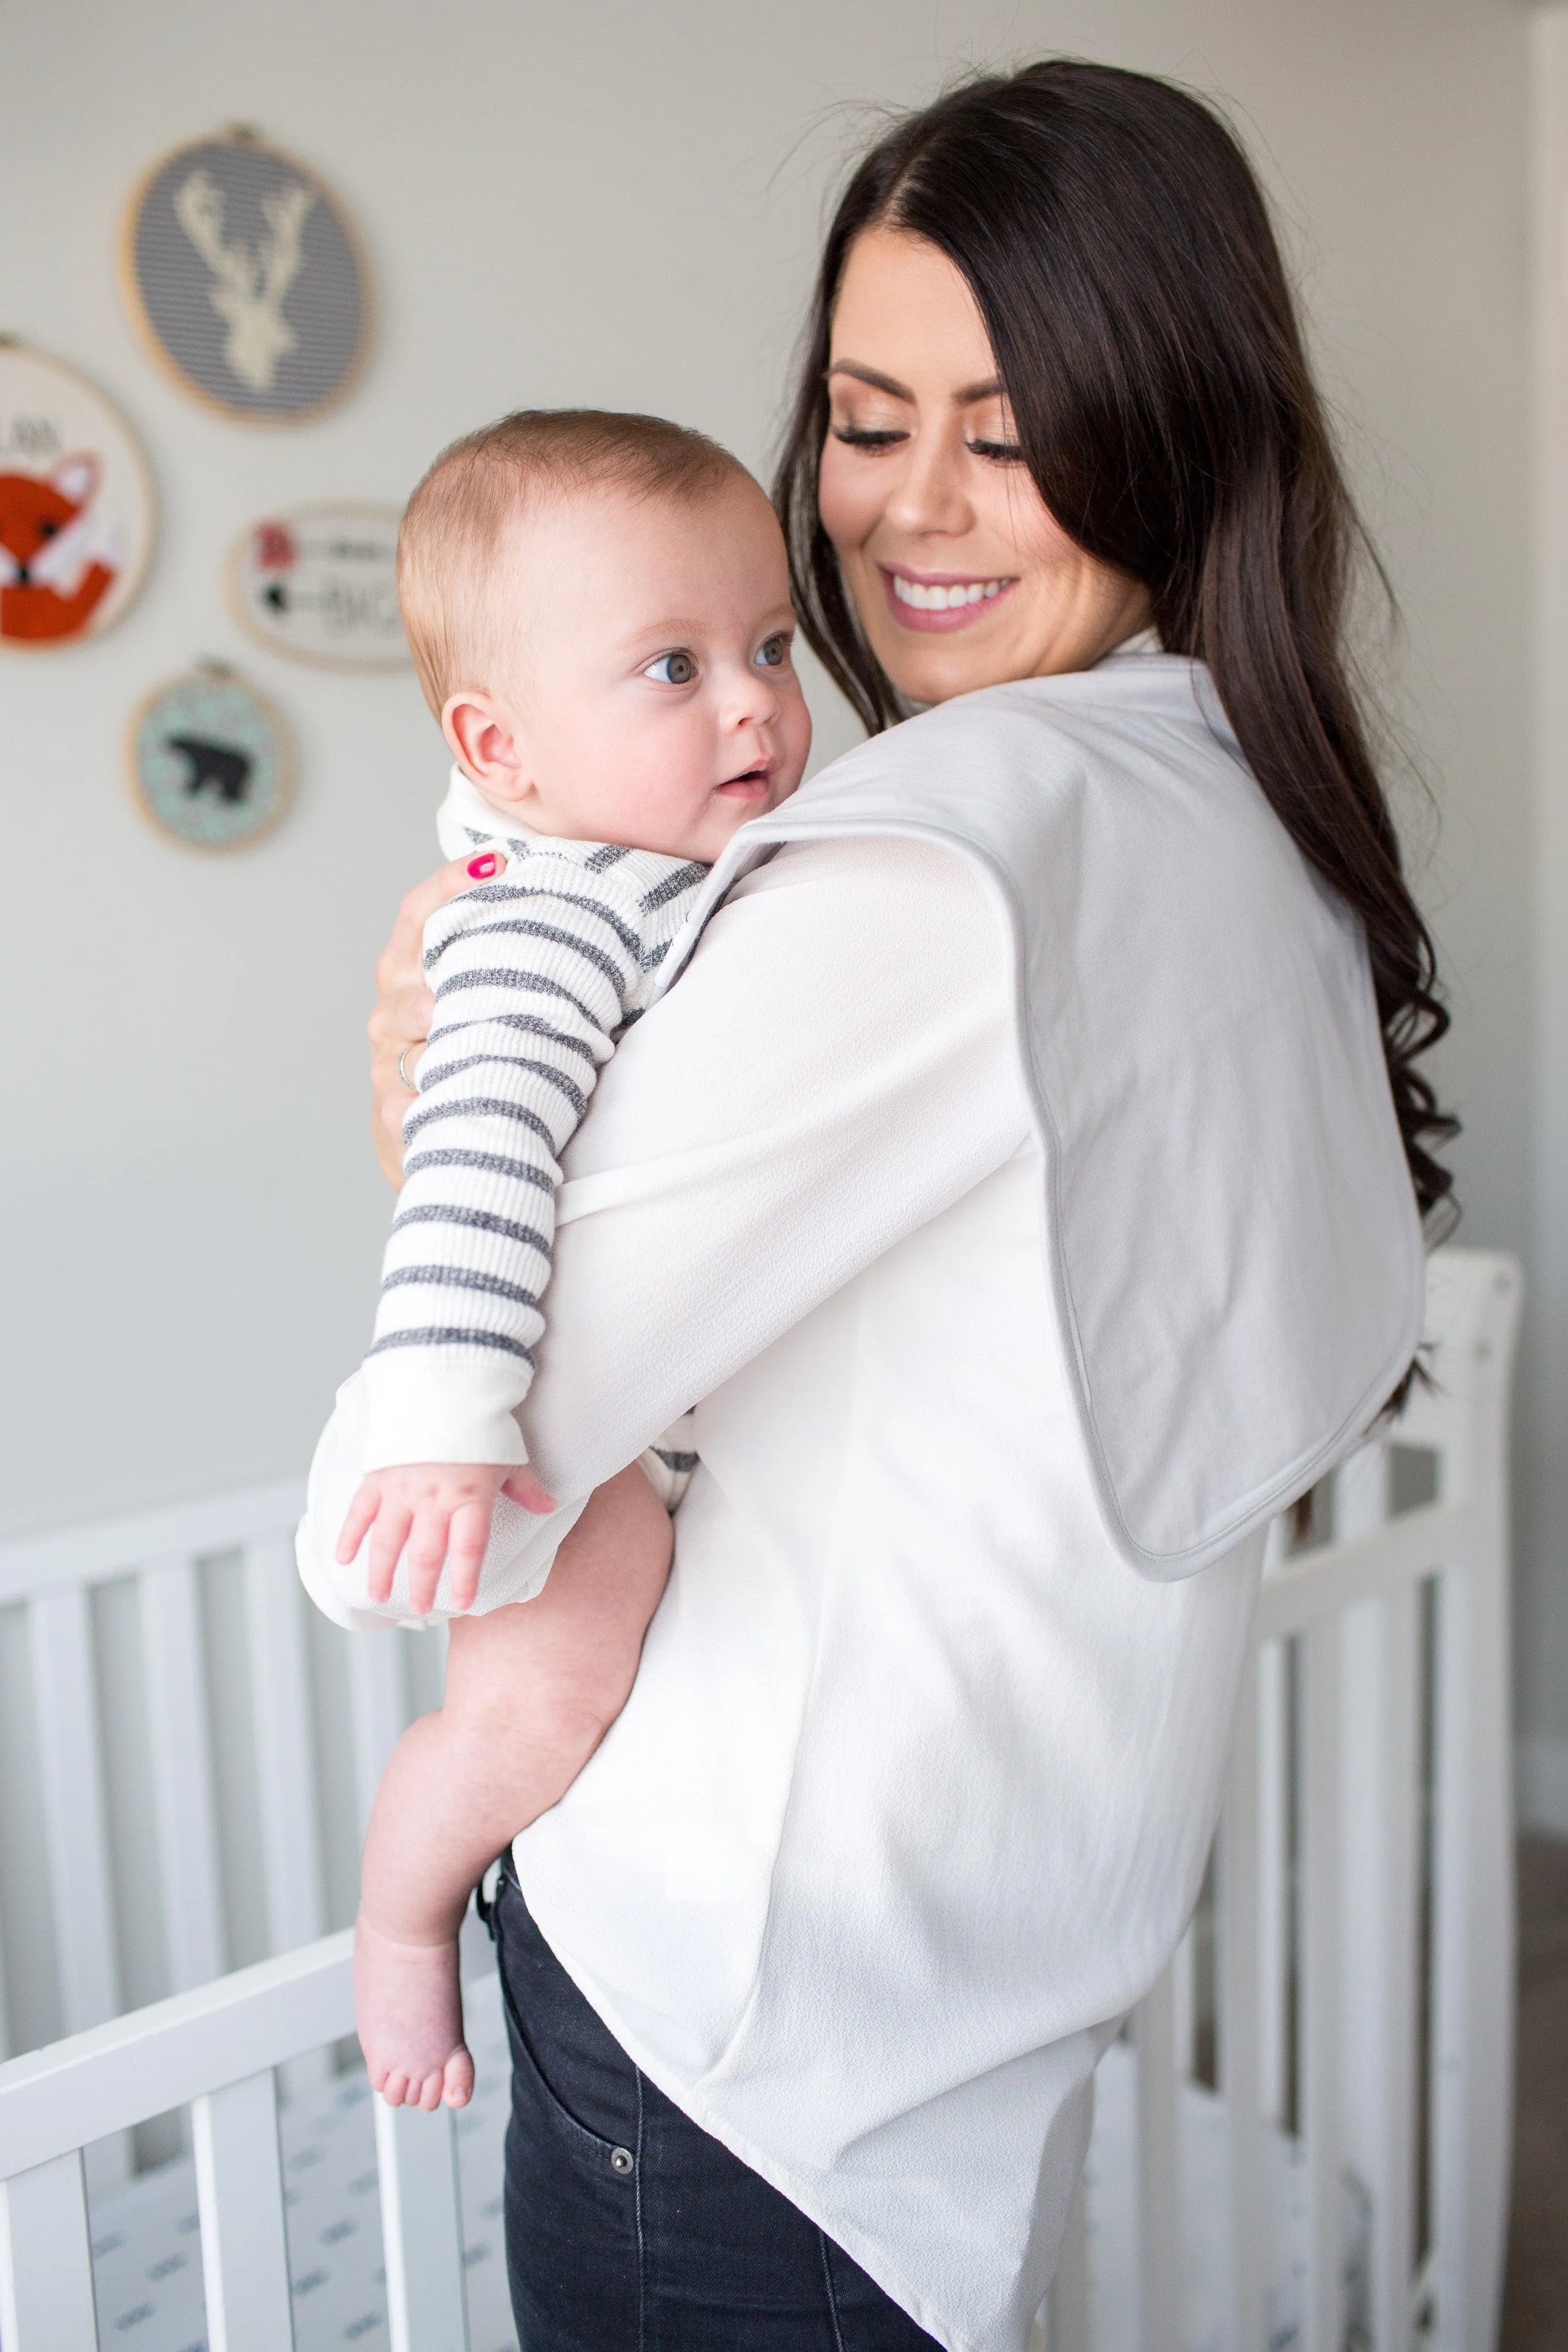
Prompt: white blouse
<box><xmin>301</xmin><ymin>655</ymin><xmax>1420</xmax><ymax>2351</ymax></box>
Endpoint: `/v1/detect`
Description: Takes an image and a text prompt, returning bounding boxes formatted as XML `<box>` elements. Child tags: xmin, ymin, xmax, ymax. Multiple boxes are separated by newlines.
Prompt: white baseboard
<box><xmin>1516</xmin><ymin>1734</ymin><xmax>1568</xmax><ymax>1837</ymax></box>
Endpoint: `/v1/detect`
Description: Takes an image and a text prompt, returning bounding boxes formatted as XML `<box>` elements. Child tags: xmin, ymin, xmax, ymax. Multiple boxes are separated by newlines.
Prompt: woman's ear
<box><xmin>442</xmin><ymin>690</ymin><xmax>530</xmax><ymax>803</ymax></box>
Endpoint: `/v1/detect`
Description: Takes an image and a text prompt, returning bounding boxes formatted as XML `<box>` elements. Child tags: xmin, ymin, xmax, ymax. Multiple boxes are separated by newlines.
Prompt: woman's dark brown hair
<box><xmin>775</xmin><ymin>59</ymin><xmax>1457</xmax><ymax>1234</ymax></box>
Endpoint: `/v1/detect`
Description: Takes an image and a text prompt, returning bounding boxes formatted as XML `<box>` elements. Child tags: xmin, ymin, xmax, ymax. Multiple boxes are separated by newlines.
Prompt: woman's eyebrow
<box><xmin>827</xmin><ymin>361</ymin><xmax>1004</xmax><ymax>406</ymax></box>
<box><xmin>827</xmin><ymin>361</ymin><xmax>913</xmax><ymax>399</ymax></box>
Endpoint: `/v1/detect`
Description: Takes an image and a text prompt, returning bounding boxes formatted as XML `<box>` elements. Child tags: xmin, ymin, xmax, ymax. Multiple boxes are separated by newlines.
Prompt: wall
<box><xmin>1524</xmin><ymin>3</ymin><xmax>1568</xmax><ymax>1827</ymax></box>
<box><xmin>0</xmin><ymin>2</ymin><xmax>1552</xmax><ymax>1775</ymax></box>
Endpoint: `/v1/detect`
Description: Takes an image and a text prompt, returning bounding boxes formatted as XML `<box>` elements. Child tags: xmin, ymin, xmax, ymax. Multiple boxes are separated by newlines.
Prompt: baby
<box><xmin>333</xmin><ymin>410</ymin><xmax>811</xmax><ymax>2109</ymax></box>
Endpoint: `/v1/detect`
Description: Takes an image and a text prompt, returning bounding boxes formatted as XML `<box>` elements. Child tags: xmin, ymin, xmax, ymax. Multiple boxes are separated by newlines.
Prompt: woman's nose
<box><xmin>884</xmin><ymin>421</ymin><xmax>974</xmax><ymax>539</ymax></box>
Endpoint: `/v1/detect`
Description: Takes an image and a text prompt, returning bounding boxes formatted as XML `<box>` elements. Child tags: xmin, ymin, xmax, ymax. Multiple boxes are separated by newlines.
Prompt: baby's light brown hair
<box><xmin>397</xmin><ymin>409</ymin><xmax>750</xmax><ymax>713</ymax></box>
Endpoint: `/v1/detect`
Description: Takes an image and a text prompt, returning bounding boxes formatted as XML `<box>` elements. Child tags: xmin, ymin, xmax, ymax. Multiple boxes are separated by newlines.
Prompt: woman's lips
<box><xmin>878</xmin><ymin>566</ymin><xmax>1018</xmax><ymax>633</ymax></box>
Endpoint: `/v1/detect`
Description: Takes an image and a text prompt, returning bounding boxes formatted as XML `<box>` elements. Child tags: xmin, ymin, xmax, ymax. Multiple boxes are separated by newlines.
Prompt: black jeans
<box><xmin>485</xmin><ymin>1853</ymin><xmax>940</xmax><ymax>2350</ymax></box>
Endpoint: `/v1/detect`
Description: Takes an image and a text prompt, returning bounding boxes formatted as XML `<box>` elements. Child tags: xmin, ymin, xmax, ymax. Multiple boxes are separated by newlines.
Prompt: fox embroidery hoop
<box><xmin>128</xmin><ymin>662</ymin><xmax>295</xmax><ymax>851</ymax></box>
<box><xmin>0</xmin><ymin>339</ymin><xmax>156</xmax><ymax>652</ymax></box>
<box><xmin>121</xmin><ymin>129</ymin><xmax>372</xmax><ymax>425</ymax></box>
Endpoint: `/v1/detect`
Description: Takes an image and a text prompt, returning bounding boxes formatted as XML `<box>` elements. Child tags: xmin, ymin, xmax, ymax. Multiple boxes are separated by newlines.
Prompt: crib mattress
<box><xmin>83</xmin><ymin>1988</ymin><xmax>1359</xmax><ymax>2352</ymax></box>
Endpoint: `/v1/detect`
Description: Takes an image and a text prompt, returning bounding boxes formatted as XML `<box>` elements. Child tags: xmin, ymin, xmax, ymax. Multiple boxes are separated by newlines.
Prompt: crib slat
<box><xmin>374</xmin><ymin>2096</ymin><xmax>469</xmax><ymax>2351</ymax></box>
<box><xmin>192</xmin><ymin>2067</ymin><xmax>295</xmax><ymax>2352</ymax></box>
<box><xmin>1218</xmin><ymin>1649</ymin><xmax>1266</xmax><ymax>2352</ymax></box>
<box><xmin>1370</xmin><ymin>1581</ymin><xmax>1420</xmax><ymax>2352</ymax></box>
<box><xmin>28</xmin><ymin>1587</ymin><xmax>120</xmax><ymax>2035</ymax></box>
<box><xmin>141</xmin><ymin>1553</ymin><xmax>226</xmax><ymax>1991</ymax></box>
<box><xmin>1256</xmin><ymin>1636</ymin><xmax>1289</xmax><ymax>2127</ymax></box>
<box><xmin>349</xmin><ymin>1633</ymin><xmax>412</xmax><ymax>1840</ymax></box>
<box><xmin>0</xmin><ymin>2149</ymin><xmax>98</xmax><ymax>2350</ymax></box>
<box><xmin>1300</xmin><ymin>1618</ymin><xmax>1342</xmax><ymax>2351</ymax></box>
<box><xmin>243</xmin><ymin>1539</ymin><xmax>326</xmax><ymax>1955</ymax></box>
<box><xmin>0</xmin><ymin>1889</ymin><xmax>12</xmax><ymax>2063</ymax></box>
<box><xmin>1133</xmin><ymin>1963</ymin><xmax>1181</xmax><ymax>2352</ymax></box>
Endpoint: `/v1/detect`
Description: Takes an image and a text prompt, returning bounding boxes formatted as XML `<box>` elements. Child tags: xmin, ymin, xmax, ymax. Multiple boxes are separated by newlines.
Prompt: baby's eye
<box><xmin>644</xmin><ymin>650</ymin><xmax>697</xmax><ymax>686</ymax></box>
<box><xmin>754</xmin><ymin>633</ymin><xmax>790</xmax><ymax>670</ymax></box>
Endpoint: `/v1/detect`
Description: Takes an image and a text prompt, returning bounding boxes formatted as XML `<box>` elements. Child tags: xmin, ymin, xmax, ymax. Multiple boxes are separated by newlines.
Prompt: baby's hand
<box><xmin>336</xmin><ymin>1462</ymin><xmax>556</xmax><ymax>1614</ymax></box>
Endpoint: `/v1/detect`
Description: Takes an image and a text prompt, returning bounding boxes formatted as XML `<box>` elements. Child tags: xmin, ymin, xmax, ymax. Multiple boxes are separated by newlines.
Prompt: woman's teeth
<box><xmin>892</xmin><ymin>575</ymin><xmax>1007</xmax><ymax>610</ymax></box>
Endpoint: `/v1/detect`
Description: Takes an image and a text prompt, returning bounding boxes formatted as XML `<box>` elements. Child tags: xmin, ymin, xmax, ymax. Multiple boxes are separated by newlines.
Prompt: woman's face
<box><xmin>818</xmin><ymin>227</ymin><xmax>1152</xmax><ymax>707</ymax></box>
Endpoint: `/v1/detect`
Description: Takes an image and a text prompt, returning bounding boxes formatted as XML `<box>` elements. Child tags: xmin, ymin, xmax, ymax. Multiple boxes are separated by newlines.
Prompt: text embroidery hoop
<box><xmin>127</xmin><ymin>660</ymin><xmax>296</xmax><ymax>851</ymax></box>
<box><xmin>0</xmin><ymin>338</ymin><xmax>157</xmax><ymax>652</ymax></box>
<box><xmin>225</xmin><ymin>500</ymin><xmax>409</xmax><ymax>670</ymax></box>
<box><xmin>120</xmin><ymin>128</ymin><xmax>373</xmax><ymax>426</ymax></box>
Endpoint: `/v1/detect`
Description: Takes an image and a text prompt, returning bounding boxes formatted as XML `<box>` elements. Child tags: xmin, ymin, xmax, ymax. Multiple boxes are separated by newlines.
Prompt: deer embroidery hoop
<box><xmin>0</xmin><ymin>339</ymin><xmax>156</xmax><ymax>651</ymax></box>
<box><xmin>128</xmin><ymin>662</ymin><xmax>296</xmax><ymax>851</ymax></box>
<box><xmin>121</xmin><ymin>129</ymin><xmax>372</xmax><ymax>425</ymax></box>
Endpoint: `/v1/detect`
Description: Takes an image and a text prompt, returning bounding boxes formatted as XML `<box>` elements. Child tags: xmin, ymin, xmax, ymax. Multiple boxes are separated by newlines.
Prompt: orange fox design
<box><xmin>0</xmin><ymin>454</ymin><xmax>117</xmax><ymax>643</ymax></box>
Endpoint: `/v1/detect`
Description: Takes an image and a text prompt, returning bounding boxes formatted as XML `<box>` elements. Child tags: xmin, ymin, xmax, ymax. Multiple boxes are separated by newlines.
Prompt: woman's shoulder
<box><xmin>747</xmin><ymin>650</ymin><xmax>1250</xmax><ymax>882</ymax></box>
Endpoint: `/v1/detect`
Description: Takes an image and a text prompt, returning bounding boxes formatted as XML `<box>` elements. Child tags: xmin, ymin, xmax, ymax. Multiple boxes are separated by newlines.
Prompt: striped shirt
<box><xmin>360</xmin><ymin>769</ymin><xmax>707</xmax><ymax>1475</ymax></box>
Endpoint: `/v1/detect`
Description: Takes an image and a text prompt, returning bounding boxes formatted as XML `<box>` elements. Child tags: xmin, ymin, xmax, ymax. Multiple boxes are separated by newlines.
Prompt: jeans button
<box><xmin>609</xmin><ymin>2146</ymin><xmax>635</xmax><ymax>2177</ymax></box>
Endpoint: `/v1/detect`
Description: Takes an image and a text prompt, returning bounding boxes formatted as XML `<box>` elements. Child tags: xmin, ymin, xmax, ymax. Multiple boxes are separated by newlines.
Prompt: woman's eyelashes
<box><xmin>831</xmin><ymin>420</ymin><xmax>907</xmax><ymax>451</ymax></box>
<box><xmin>966</xmin><ymin>436</ymin><xmax>1025</xmax><ymax>464</ymax></box>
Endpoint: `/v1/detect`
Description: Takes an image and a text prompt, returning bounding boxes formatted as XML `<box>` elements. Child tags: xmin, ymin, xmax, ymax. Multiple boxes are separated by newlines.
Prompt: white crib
<box><xmin>0</xmin><ymin>1248</ymin><xmax>1521</xmax><ymax>2352</ymax></box>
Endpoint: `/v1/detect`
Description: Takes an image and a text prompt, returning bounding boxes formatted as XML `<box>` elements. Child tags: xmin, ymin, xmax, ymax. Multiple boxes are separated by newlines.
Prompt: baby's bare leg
<box><xmin>356</xmin><ymin>1462</ymin><xmax>674</xmax><ymax>2109</ymax></box>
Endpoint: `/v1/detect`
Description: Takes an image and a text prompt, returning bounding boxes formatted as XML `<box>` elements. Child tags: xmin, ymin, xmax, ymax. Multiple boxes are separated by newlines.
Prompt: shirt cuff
<box><xmin>360</xmin><ymin>1351</ymin><xmax>530</xmax><ymax>1470</ymax></box>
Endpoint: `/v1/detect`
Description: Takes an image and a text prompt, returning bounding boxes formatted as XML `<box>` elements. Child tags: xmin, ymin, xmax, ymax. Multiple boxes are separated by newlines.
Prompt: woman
<box><xmin>357</xmin><ymin>60</ymin><xmax>1452</xmax><ymax>2352</ymax></box>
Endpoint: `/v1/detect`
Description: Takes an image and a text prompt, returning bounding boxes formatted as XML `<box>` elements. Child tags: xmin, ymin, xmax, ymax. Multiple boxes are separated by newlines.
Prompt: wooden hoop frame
<box><xmin>223</xmin><ymin>499</ymin><xmax>409</xmax><ymax>671</ymax></box>
<box><xmin>125</xmin><ymin>661</ymin><xmax>297</xmax><ymax>853</ymax></box>
<box><xmin>0</xmin><ymin>336</ymin><xmax>158</xmax><ymax>653</ymax></box>
<box><xmin>119</xmin><ymin>127</ymin><xmax>375</xmax><ymax>429</ymax></box>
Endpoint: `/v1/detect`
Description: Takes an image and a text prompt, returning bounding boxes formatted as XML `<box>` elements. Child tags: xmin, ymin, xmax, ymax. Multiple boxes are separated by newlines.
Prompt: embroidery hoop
<box><xmin>126</xmin><ymin>658</ymin><xmax>297</xmax><ymax>852</ymax></box>
<box><xmin>223</xmin><ymin>499</ymin><xmax>409</xmax><ymax>671</ymax></box>
<box><xmin>0</xmin><ymin>336</ymin><xmax>157</xmax><ymax>652</ymax></box>
<box><xmin>119</xmin><ymin>126</ymin><xmax>374</xmax><ymax>427</ymax></box>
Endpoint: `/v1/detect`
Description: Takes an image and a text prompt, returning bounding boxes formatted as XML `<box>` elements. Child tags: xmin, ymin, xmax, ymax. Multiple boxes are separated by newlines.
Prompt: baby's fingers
<box><xmin>405</xmin><ymin>1507</ymin><xmax>452</xmax><ymax>1616</ymax></box>
<box><xmin>367</xmin><ymin>1504</ymin><xmax>414</xmax><ymax>1605</ymax></box>
<box><xmin>502</xmin><ymin>1465</ymin><xmax>557</xmax><ymax>1515</ymax></box>
<box><xmin>446</xmin><ymin>1501</ymin><xmax>494</xmax><ymax>1611</ymax></box>
<box><xmin>337</xmin><ymin>1481</ymin><xmax>382</xmax><ymax>1568</ymax></box>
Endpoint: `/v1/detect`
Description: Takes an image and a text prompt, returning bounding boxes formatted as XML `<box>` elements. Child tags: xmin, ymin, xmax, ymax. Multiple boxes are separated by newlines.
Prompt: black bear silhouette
<box><xmin>166</xmin><ymin>734</ymin><xmax>253</xmax><ymax>803</ymax></box>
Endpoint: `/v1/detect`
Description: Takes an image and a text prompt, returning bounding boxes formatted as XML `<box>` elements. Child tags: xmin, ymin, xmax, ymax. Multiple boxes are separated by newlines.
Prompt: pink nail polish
<box><xmin>467</xmin><ymin>853</ymin><xmax>498</xmax><ymax>879</ymax></box>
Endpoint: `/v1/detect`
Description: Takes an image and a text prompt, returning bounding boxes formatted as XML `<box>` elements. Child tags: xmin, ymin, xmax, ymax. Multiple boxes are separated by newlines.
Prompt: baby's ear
<box><xmin>442</xmin><ymin>690</ymin><xmax>528</xmax><ymax>802</ymax></box>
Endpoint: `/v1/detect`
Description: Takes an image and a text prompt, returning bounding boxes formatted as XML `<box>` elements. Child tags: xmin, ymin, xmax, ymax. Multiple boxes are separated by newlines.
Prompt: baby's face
<box><xmin>449</xmin><ymin>475</ymin><xmax>812</xmax><ymax>864</ymax></box>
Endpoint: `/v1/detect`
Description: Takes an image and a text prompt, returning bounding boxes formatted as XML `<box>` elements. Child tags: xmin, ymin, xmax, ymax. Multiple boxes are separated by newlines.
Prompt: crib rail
<box><xmin>1049</xmin><ymin>1247</ymin><xmax>1521</xmax><ymax>2352</ymax></box>
<box><xmin>0</xmin><ymin>1926</ymin><xmax>489</xmax><ymax>2351</ymax></box>
<box><xmin>0</xmin><ymin>1478</ymin><xmax>444</xmax><ymax>2097</ymax></box>
<box><xmin>0</xmin><ymin>1250</ymin><xmax>1522</xmax><ymax>2352</ymax></box>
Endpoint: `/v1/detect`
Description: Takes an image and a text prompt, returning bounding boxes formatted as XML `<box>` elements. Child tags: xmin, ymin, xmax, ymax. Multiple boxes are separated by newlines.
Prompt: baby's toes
<box><xmin>380</xmin><ymin>2070</ymin><xmax>410</xmax><ymax>2108</ymax></box>
<box><xmin>416</xmin><ymin>2068</ymin><xmax>446</xmax><ymax>2114</ymax></box>
<box><xmin>443</xmin><ymin>2047</ymin><xmax>475</xmax><ymax>2110</ymax></box>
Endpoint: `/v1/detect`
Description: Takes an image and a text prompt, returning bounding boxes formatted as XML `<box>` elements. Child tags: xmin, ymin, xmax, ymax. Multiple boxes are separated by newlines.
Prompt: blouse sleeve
<box><xmin>302</xmin><ymin>836</ymin><xmax>1030</xmax><ymax>1622</ymax></box>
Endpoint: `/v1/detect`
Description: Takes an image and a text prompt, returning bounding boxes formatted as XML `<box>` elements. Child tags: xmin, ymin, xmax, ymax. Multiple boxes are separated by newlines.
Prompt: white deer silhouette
<box><xmin>173</xmin><ymin>169</ymin><xmax>315</xmax><ymax>394</ymax></box>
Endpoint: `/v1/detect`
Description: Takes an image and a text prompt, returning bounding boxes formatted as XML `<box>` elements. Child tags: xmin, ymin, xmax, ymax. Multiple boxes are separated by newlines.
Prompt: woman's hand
<box><xmin>369</xmin><ymin>851</ymin><xmax>503</xmax><ymax>1187</ymax></box>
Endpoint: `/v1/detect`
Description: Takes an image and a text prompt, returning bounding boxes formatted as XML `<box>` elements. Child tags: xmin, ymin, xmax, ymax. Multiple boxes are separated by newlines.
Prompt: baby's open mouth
<box><xmin>716</xmin><ymin>764</ymin><xmax>773</xmax><ymax>800</ymax></box>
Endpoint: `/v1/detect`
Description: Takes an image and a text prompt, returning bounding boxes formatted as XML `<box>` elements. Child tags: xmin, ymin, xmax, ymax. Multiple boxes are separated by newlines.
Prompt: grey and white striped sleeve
<box><xmin>359</xmin><ymin>852</ymin><xmax>648</xmax><ymax>1470</ymax></box>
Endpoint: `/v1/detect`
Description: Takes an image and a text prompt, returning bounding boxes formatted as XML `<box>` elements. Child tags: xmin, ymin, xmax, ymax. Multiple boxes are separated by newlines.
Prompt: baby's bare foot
<box><xmin>355</xmin><ymin>1912</ymin><xmax>475</xmax><ymax>2111</ymax></box>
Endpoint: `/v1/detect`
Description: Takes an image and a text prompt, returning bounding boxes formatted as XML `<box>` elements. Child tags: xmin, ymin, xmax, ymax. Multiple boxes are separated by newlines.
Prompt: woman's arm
<box><xmin>521</xmin><ymin>835</ymin><xmax>1027</xmax><ymax>1491</ymax></box>
<box><xmin>313</xmin><ymin>835</ymin><xmax>1028</xmax><ymax>1622</ymax></box>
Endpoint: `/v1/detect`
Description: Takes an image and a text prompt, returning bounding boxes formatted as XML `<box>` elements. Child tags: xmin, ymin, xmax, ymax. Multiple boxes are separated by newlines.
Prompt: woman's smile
<box><xmin>880</xmin><ymin>564</ymin><xmax>1018</xmax><ymax>630</ymax></box>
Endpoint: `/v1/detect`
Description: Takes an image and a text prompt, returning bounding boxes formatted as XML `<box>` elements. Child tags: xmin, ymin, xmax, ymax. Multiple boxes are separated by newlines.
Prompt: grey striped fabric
<box><xmin>360</xmin><ymin>815</ymin><xmax>706</xmax><ymax>1481</ymax></box>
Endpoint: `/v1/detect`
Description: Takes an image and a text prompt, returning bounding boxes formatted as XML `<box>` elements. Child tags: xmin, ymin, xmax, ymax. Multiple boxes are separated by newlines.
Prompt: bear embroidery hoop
<box><xmin>0</xmin><ymin>339</ymin><xmax>156</xmax><ymax>651</ymax></box>
<box><xmin>226</xmin><ymin>502</ymin><xmax>407</xmax><ymax>669</ymax></box>
<box><xmin>121</xmin><ymin>128</ymin><xmax>371</xmax><ymax>425</ymax></box>
<box><xmin>128</xmin><ymin>662</ymin><xmax>295</xmax><ymax>850</ymax></box>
